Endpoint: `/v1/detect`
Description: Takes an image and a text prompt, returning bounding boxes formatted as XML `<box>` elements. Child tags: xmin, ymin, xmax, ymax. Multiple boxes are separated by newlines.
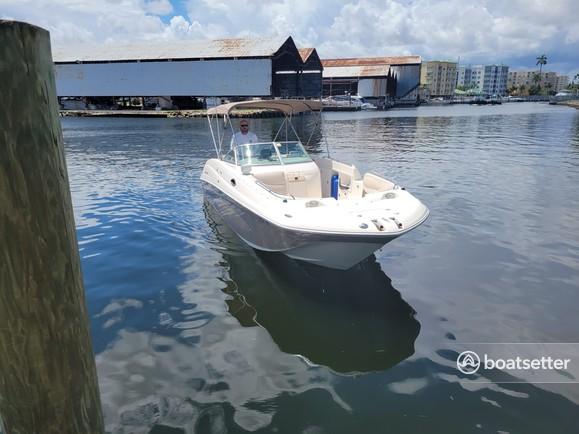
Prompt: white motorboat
<box><xmin>350</xmin><ymin>95</ymin><xmax>378</xmax><ymax>110</ymax></box>
<box><xmin>322</xmin><ymin>94</ymin><xmax>377</xmax><ymax>110</ymax></box>
<box><xmin>201</xmin><ymin>99</ymin><xmax>428</xmax><ymax>269</ymax></box>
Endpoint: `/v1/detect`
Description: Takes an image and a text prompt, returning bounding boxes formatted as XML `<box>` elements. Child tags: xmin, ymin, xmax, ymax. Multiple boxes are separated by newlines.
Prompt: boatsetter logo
<box><xmin>456</xmin><ymin>350</ymin><xmax>571</xmax><ymax>375</ymax></box>
<box><xmin>457</xmin><ymin>351</ymin><xmax>481</xmax><ymax>374</ymax></box>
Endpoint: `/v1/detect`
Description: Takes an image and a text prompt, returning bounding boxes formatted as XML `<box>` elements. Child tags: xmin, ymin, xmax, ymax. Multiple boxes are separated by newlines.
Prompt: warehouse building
<box><xmin>321</xmin><ymin>56</ymin><xmax>421</xmax><ymax>105</ymax></box>
<box><xmin>298</xmin><ymin>48</ymin><xmax>324</xmax><ymax>98</ymax></box>
<box><xmin>53</xmin><ymin>36</ymin><xmax>322</xmax><ymax>108</ymax></box>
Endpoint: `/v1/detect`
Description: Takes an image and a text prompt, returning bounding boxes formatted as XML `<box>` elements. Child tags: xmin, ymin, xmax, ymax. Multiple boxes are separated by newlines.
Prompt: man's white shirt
<box><xmin>231</xmin><ymin>131</ymin><xmax>258</xmax><ymax>148</ymax></box>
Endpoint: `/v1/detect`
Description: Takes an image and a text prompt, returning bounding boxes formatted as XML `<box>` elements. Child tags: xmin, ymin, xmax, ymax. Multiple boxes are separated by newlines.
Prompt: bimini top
<box><xmin>207</xmin><ymin>99</ymin><xmax>322</xmax><ymax>116</ymax></box>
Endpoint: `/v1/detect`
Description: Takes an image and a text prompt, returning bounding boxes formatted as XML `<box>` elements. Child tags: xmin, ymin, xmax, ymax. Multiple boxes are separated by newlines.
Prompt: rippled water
<box><xmin>63</xmin><ymin>103</ymin><xmax>579</xmax><ymax>433</ymax></box>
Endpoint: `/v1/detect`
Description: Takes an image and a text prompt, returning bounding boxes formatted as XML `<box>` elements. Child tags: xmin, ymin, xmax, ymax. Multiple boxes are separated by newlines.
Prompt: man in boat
<box><xmin>231</xmin><ymin>119</ymin><xmax>258</xmax><ymax>148</ymax></box>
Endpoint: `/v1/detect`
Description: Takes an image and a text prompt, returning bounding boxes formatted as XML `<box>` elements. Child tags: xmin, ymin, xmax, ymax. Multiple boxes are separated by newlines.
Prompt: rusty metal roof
<box><xmin>323</xmin><ymin>65</ymin><xmax>391</xmax><ymax>78</ymax></box>
<box><xmin>53</xmin><ymin>36</ymin><xmax>290</xmax><ymax>63</ymax></box>
<box><xmin>298</xmin><ymin>48</ymin><xmax>315</xmax><ymax>62</ymax></box>
<box><xmin>322</xmin><ymin>56</ymin><xmax>421</xmax><ymax>67</ymax></box>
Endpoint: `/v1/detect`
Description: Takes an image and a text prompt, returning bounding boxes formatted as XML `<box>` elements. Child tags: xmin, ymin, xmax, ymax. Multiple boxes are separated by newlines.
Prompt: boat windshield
<box><xmin>235</xmin><ymin>141</ymin><xmax>312</xmax><ymax>166</ymax></box>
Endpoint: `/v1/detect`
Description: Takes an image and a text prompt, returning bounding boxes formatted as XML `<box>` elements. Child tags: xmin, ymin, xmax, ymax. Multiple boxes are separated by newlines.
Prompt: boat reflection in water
<box><xmin>205</xmin><ymin>202</ymin><xmax>421</xmax><ymax>374</ymax></box>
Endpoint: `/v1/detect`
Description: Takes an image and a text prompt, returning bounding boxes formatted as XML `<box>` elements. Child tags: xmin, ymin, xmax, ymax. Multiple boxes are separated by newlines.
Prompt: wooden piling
<box><xmin>0</xmin><ymin>21</ymin><xmax>104</xmax><ymax>433</ymax></box>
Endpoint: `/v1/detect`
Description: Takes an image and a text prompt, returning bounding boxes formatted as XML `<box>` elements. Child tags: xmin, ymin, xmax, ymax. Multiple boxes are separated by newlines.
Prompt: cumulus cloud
<box><xmin>0</xmin><ymin>0</ymin><xmax>577</xmax><ymax>74</ymax></box>
<box><xmin>144</xmin><ymin>0</ymin><xmax>173</xmax><ymax>16</ymax></box>
<box><xmin>183</xmin><ymin>0</ymin><xmax>578</xmax><ymax>75</ymax></box>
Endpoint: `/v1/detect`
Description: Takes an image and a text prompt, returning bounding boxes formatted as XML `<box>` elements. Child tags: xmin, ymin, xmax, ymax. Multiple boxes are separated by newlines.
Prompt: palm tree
<box><xmin>529</xmin><ymin>74</ymin><xmax>542</xmax><ymax>96</ymax></box>
<box><xmin>571</xmin><ymin>73</ymin><xmax>579</xmax><ymax>93</ymax></box>
<box><xmin>536</xmin><ymin>54</ymin><xmax>547</xmax><ymax>74</ymax></box>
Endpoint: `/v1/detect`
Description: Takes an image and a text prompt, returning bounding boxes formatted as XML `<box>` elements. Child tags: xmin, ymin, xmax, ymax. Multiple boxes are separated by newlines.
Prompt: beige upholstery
<box><xmin>285</xmin><ymin>165</ymin><xmax>322</xmax><ymax>198</ymax></box>
<box><xmin>251</xmin><ymin>162</ymin><xmax>322</xmax><ymax>198</ymax></box>
<box><xmin>315</xmin><ymin>158</ymin><xmax>363</xmax><ymax>198</ymax></box>
<box><xmin>363</xmin><ymin>173</ymin><xmax>395</xmax><ymax>193</ymax></box>
<box><xmin>250</xmin><ymin>160</ymin><xmax>395</xmax><ymax>199</ymax></box>
<box><xmin>252</xmin><ymin>167</ymin><xmax>287</xmax><ymax>194</ymax></box>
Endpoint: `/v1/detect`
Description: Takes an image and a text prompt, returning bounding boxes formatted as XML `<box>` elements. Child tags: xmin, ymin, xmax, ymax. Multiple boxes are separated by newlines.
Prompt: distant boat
<box><xmin>323</xmin><ymin>94</ymin><xmax>377</xmax><ymax>110</ymax></box>
<box><xmin>470</xmin><ymin>96</ymin><xmax>502</xmax><ymax>105</ymax></box>
<box><xmin>426</xmin><ymin>97</ymin><xmax>452</xmax><ymax>105</ymax></box>
<box><xmin>469</xmin><ymin>96</ymin><xmax>487</xmax><ymax>105</ymax></box>
<box><xmin>349</xmin><ymin>95</ymin><xmax>378</xmax><ymax>110</ymax></box>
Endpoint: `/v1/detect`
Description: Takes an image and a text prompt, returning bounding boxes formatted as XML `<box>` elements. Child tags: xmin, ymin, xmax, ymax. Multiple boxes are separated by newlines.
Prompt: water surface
<box><xmin>63</xmin><ymin>102</ymin><xmax>579</xmax><ymax>433</ymax></box>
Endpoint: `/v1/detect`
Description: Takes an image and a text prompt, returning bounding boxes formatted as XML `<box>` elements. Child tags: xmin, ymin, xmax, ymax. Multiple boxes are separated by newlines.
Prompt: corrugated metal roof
<box><xmin>323</xmin><ymin>65</ymin><xmax>391</xmax><ymax>78</ymax></box>
<box><xmin>322</xmin><ymin>56</ymin><xmax>421</xmax><ymax>67</ymax></box>
<box><xmin>53</xmin><ymin>36</ymin><xmax>290</xmax><ymax>63</ymax></box>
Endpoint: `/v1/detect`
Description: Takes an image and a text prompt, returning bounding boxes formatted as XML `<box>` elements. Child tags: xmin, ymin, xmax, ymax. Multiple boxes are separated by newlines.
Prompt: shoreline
<box><xmin>59</xmin><ymin>105</ymin><xmax>367</xmax><ymax>118</ymax></box>
<box><xmin>558</xmin><ymin>100</ymin><xmax>579</xmax><ymax>109</ymax></box>
<box><xmin>58</xmin><ymin>100</ymin><xmax>579</xmax><ymax>119</ymax></box>
<box><xmin>59</xmin><ymin>109</ymin><xmax>286</xmax><ymax>118</ymax></box>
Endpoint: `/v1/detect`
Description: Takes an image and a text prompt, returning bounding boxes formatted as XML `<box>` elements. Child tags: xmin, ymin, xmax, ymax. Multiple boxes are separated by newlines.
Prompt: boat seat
<box><xmin>259</xmin><ymin>148</ymin><xmax>273</xmax><ymax>160</ymax></box>
<box><xmin>286</xmin><ymin>163</ymin><xmax>322</xmax><ymax>198</ymax></box>
<box><xmin>338</xmin><ymin>173</ymin><xmax>364</xmax><ymax>198</ymax></box>
<box><xmin>363</xmin><ymin>173</ymin><xmax>395</xmax><ymax>194</ymax></box>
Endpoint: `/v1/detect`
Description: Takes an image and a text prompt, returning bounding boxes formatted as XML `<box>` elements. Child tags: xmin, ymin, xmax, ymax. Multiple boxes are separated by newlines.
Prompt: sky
<box><xmin>1</xmin><ymin>0</ymin><xmax>578</xmax><ymax>77</ymax></box>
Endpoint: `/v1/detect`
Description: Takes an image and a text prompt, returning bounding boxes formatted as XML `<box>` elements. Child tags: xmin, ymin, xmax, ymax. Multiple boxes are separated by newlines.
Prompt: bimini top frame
<box><xmin>206</xmin><ymin>99</ymin><xmax>323</xmax><ymax>159</ymax></box>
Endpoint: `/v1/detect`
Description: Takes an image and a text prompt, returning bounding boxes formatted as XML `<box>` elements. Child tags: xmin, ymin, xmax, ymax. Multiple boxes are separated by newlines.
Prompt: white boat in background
<box><xmin>350</xmin><ymin>95</ymin><xmax>378</xmax><ymax>110</ymax></box>
<box><xmin>201</xmin><ymin>99</ymin><xmax>428</xmax><ymax>269</ymax></box>
<box><xmin>322</xmin><ymin>94</ymin><xmax>378</xmax><ymax>110</ymax></box>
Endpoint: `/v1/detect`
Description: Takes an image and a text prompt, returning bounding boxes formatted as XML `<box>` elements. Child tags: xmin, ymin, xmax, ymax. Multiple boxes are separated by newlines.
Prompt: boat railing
<box><xmin>254</xmin><ymin>180</ymin><xmax>295</xmax><ymax>200</ymax></box>
<box><xmin>222</xmin><ymin>148</ymin><xmax>236</xmax><ymax>164</ymax></box>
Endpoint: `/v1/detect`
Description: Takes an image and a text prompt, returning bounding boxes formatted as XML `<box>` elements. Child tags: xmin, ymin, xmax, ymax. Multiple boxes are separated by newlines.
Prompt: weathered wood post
<box><xmin>0</xmin><ymin>21</ymin><xmax>104</xmax><ymax>433</ymax></box>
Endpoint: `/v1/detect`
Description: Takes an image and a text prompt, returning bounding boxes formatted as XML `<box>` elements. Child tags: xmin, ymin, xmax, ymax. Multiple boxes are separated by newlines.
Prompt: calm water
<box><xmin>62</xmin><ymin>103</ymin><xmax>579</xmax><ymax>434</ymax></box>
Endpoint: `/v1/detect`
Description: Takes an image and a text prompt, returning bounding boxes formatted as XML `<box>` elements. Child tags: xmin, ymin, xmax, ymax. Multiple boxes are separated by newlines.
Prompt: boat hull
<box><xmin>203</xmin><ymin>182</ymin><xmax>401</xmax><ymax>269</ymax></box>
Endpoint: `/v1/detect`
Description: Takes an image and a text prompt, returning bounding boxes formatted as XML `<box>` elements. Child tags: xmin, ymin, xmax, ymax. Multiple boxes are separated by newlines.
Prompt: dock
<box><xmin>321</xmin><ymin>106</ymin><xmax>361</xmax><ymax>112</ymax></box>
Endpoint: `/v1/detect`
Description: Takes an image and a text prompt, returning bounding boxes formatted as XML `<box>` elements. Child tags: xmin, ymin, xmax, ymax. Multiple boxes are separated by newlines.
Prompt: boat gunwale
<box><xmin>201</xmin><ymin>177</ymin><xmax>429</xmax><ymax>239</ymax></box>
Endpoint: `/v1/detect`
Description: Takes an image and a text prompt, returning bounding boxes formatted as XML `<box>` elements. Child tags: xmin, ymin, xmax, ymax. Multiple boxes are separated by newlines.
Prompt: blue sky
<box><xmin>1</xmin><ymin>0</ymin><xmax>578</xmax><ymax>77</ymax></box>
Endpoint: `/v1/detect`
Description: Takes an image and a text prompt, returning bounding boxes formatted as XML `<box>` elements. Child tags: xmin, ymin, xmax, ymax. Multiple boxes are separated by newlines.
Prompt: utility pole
<box><xmin>0</xmin><ymin>21</ymin><xmax>104</xmax><ymax>434</ymax></box>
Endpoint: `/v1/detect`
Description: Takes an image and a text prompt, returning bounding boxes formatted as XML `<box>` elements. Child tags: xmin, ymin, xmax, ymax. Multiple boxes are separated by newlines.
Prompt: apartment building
<box><xmin>420</xmin><ymin>61</ymin><xmax>458</xmax><ymax>98</ymax></box>
<box><xmin>555</xmin><ymin>74</ymin><xmax>569</xmax><ymax>91</ymax></box>
<box><xmin>508</xmin><ymin>71</ymin><xmax>569</xmax><ymax>92</ymax></box>
<box><xmin>483</xmin><ymin>65</ymin><xmax>509</xmax><ymax>96</ymax></box>
<box><xmin>457</xmin><ymin>65</ymin><xmax>485</xmax><ymax>92</ymax></box>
